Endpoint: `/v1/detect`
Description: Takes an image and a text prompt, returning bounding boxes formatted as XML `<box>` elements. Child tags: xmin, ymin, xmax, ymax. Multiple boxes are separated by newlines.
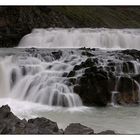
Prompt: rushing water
<box><xmin>0</xmin><ymin>51</ymin><xmax>83</xmax><ymax>107</ymax></box>
<box><xmin>0</xmin><ymin>28</ymin><xmax>140</xmax><ymax>134</ymax></box>
<box><xmin>19</xmin><ymin>28</ymin><xmax>140</xmax><ymax>50</ymax></box>
<box><xmin>1</xmin><ymin>98</ymin><xmax>140</xmax><ymax>134</ymax></box>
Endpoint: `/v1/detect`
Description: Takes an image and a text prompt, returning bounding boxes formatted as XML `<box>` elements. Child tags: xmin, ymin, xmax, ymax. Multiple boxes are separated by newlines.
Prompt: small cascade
<box><xmin>111</xmin><ymin>91</ymin><xmax>119</xmax><ymax>106</ymax></box>
<box><xmin>111</xmin><ymin>74</ymin><xmax>140</xmax><ymax>105</ymax></box>
<box><xmin>111</xmin><ymin>61</ymin><xmax>140</xmax><ymax>76</ymax></box>
<box><xmin>0</xmin><ymin>54</ymin><xmax>83</xmax><ymax>107</ymax></box>
<box><xmin>0</xmin><ymin>57</ymin><xmax>11</xmax><ymax>97</ymax></box>
<box><xmin>133</xmin><ymin>80</ymin><xmax>140</xmax><ymax>103</ymax></box>
<box><xmin>111</xmin><ymin>76</ymin><xmax>121</xmax><ymax>106</ymax></box>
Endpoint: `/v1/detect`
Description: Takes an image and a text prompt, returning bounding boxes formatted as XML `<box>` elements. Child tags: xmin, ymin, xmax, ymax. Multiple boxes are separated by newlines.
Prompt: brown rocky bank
<box><xmin>0</xmin><ymin>105</ymin><xmax>116</xmax><ymax>134</ymax></box>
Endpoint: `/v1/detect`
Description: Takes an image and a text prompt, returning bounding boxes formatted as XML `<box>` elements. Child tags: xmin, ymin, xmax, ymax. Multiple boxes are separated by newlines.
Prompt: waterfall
<box><xmin>111</xmin><ymin>63</ymin><xmax>140</xmax><ymax>105</ymax></box>
<box><xmin>0</xmin><ymin>55</ymin><xmax>83</xmax><ymax>107</ymax></box>
<box><xmin>1</xmin><ymin>28</ymin><xmax>140</xmax><ymax>108</ymax></box>
<box><xmin>18</xmin><ymin>28</ymin><xmax>140</xmax><ymax>49</ymax></box>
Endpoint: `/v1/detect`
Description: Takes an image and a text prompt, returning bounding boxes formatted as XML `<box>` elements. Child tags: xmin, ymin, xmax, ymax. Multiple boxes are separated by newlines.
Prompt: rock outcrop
<box><xmin>64</xmin><ymin>123</ymin><xmax>94</xmax><ymax>134</ymax></box>
<box><xmin>0</xmin><ymin>105</ymin><xmax>117</xmax><ymax>134</ymax></box>
<box><xmin>66</xmin><ymin>48</ymin><xmax>140</xmax><ymax>106</ymax></box>
<box><xmin>0</xmin><ymin>105</ymin><xmax>62</xmax><ymax>134</ymax></box>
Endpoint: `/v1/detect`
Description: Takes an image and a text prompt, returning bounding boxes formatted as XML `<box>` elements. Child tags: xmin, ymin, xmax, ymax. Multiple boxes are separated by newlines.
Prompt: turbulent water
<box><xmin>0</xmin><ymin>28</ymin><xmax>140</xmax><ymax>134</ymax></box>
<box><xmin>0</xmin><ymin>50</ymin><xmax>84</xmax><ymax>107</ymax></box>
<box><xmin>19</xmin><ymin>28</ymin><xmax>140</xmax><ymax>50</ymax></box>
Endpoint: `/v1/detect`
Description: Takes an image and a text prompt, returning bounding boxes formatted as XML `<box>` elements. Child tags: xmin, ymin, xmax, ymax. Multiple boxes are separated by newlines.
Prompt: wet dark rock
<box><xmin>64</xmin><ymin>123</ymin><xmax>94</xmax><ymax>134</ymax></box>
<box><xmin>25</xmin><ymin>48</ymin><xmax>39</xmax><ymax>54</ymax></box>
<box><xmin>67</xmin><ymin>70</ymin><xmax>75</xmax><ymax>77</ymax></box>
<box><xmin>97</xmin><ymin>130</ymin><xmax>116</xmax><ymax>134</ymax></box>
<box><xmin>133</xmin><ymin>74</ymin><xmax>140</xmax><ymax>83</ymax></box>
<box><xmin>122</xmin><ymin>49</ymin><xmax>140</xmax><ymax>60</ymax></box>
<box><xmin>52</xmin><ymin>50</ymin><xmax>62</xmax><ymax>60</ymax></box>
<box><xmin>116</xmin><ymin>76</ymin><xmax>139</xmax><ymax>105</ymax></box>
<box><xmin>81</xmin><ymin>51</ymin><xmax>94</xmax><ymax>57</ymax></box>
<box><xmin>74</xmin><ymin>58</ymin><xmax>98</xmax><ymax>71</ymax></box>
<box><xmin>69</xmin><ymin>49</ymin><xmax>140</xmax><ymax>107</ymax></box>
<box><xmin>74</xmin><ymin>65</ymin><xmax>82</xmax><ymax>71</ymax></box>
<box><xmin>62</xmin><ymin>72</ymin><xmax>68</xmax><ymax>77</ymax></box>
<box><xmin>73</xmin><ymin>59</ymin><xmax>111</xmax><ymax>106</ymax></box>
<box><xmin>0</xmin><ymin>105</ymin><xmax>62</xmax><ymax>134</ymax></box>
<box><xmin>68</xmin><ymin>78</ymin><xmax>77</xmax><ymax>85</ymax></box>
<box><xmin>28</xmin><ymin>118</ymin><xmax>60</xmax><ymax>134</ymax></box>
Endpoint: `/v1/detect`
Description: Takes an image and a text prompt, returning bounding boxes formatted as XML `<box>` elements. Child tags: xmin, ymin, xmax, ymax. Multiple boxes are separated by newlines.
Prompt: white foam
<box><xmin>18</xmin><ymin>28</ymin><xmax>140</xmax><ymax>50</ymax></box>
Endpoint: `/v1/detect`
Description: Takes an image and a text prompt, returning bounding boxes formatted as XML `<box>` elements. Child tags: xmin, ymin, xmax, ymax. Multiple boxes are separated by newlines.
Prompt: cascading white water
<box><xmin>0</xmin><ymin>54</ymin><xmax>83</xmax><ymax>107</ymax></box>
<box><xmin>110</xmin><ymin>61</ymin><xmax>140</xmax><ymax>105</ymax></box>
<box><xmin>18</xmin><ymin>28</ymin><xmax>140</xmax><ymax>49</ymax></box>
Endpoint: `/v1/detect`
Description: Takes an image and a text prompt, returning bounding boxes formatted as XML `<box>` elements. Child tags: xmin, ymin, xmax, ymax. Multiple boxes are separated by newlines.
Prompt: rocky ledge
<box><xmin>0</xmin><ymin>105</ymin><xmax>116</xmax><ymax>134</ymax></box>
<box><xmin>67</xmin><ymin>48</ymin><xmax>140</xmax><ymax>107</ymax></box>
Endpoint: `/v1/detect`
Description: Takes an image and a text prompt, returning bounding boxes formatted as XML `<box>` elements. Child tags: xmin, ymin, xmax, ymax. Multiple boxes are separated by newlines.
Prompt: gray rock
<box><xmin>97</xmin><ymin>130</ymin><xmax>116</xmax><ymax>134</ymax></box>
<box><xmin>0</xmin><ymin>105</ymin><xmax>61</xmax><ymax>134</ymax></box>
<box><xmin>64</xmin><ymin>123</ymin><xmax>94</xmax><ymax>134</ymax></box>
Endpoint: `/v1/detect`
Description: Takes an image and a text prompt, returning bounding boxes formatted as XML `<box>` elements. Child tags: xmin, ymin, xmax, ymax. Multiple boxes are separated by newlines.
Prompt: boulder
<box><xmin>64</xmin><ymin>123</ymin><xmax>94</xmax><ymax>134</ymax></box>
<box><xmin>27</xmin><ymin>118</ymin><xmax>60</xmax><ymax>134</ymax></box>
<box><xmin>97</xmin><ymin>130</ymin><xmax>116</xmax><ymax>134</ymax></box>
<box><xmin>73</xmin><ymin>67</ymin><xmax>111</xmax><ymax>106</ymax></box>
<box><xmin>0</xmin><ymin>105</ymin><xmax>62</xmax><ymax>134</ymax></box>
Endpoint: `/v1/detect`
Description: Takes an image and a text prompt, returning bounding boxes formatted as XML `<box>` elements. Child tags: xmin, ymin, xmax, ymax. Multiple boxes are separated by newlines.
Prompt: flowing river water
<box><xmin>0</xmin><ymin>28</ymin><xmax>140</xmax><ymax>134</ymax></box>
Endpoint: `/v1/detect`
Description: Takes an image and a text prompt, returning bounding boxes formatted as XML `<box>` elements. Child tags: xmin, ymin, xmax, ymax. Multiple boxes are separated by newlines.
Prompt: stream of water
<box><xmin>0</xmin><ymin>28</ymin><xmax>140</xmax><ymax>134</ymax></box>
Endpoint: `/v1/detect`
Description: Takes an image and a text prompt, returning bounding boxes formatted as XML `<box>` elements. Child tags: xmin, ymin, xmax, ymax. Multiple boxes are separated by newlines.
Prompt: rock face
<box><xmin>73</xmin><ymin>63</ymin><xmax>111</xmax><ymax>106</ymax></box>
<box><xmin>64</xmin><ymin>123</ymin><xmax>94</xmax><ymax>134</ymax></box>
<box><xmin>65</xmin><ymin>49</ymin><xmax>140</xmax><ymax>107</ymax></box>
<box><xmin>0</xmin><ymin>6</ymin><xmax>140</xmax><ymax>47</ymax></box>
